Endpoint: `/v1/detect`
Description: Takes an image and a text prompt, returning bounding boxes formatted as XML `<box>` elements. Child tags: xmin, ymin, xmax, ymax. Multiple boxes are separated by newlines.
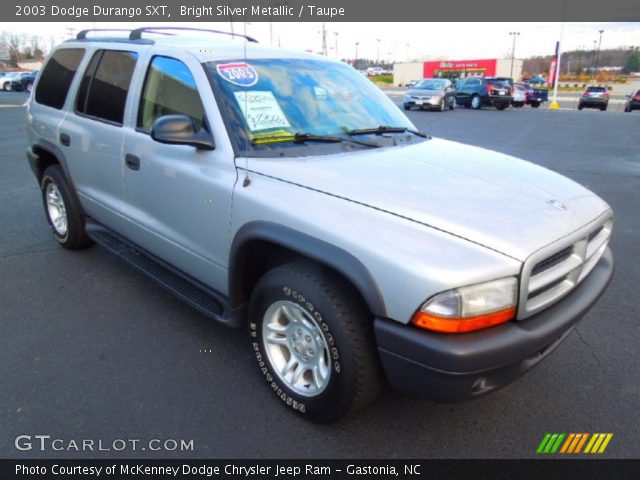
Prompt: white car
<box><xmin>0</xmin><ymin>72</ymin><xmax>22</xmax><ymax>91</ymax></box>
<box><xmin>512</xmin><ymin>83</ymin><xmax>527</xmax><ymax>107</ymax></box>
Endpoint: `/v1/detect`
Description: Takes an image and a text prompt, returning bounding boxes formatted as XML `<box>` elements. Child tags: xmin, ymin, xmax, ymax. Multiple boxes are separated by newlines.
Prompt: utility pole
<box><xmin>333</xmin><ymin>32</ymin><xmax>339</xmax><ymax>59</ymax></box>
<box><xmin>595</xmin><ymin>29</ymin><xmax>604</xmax><ymax>74</ymax></box>
<box><xmin>376</xmin><ymin>38</ymin><xmax>381</xmax><ymax>65</ymax></box>
<box><xmin>355</xmin><ymin>41</ymin><xmax>359</xmax><ymax>67</ymax></box>
<box><xmin>509</xmin><ymin>32</ymin><xmax>520</xmax><ymax>79</ymax></box>
<box><xmin>321</xmin><ymin>23</ymin><xmax>327</xmax><ymax>56</ymax></box>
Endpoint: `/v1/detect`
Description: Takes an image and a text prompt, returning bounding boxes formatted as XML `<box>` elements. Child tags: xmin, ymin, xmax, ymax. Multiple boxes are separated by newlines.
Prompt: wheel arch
<box><xmin>28</xmin><ymin>140</ymin><xmax>72</xmax><ymax>184</ymax></box>
<box><xmin>229</xmin><ymin>221</ymin><xmax>387</xmax><ymax>324</ymax></box>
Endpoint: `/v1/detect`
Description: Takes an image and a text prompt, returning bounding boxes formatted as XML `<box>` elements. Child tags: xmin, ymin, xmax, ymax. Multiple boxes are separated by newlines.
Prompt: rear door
<box><xmin>58</xmin><ymin>48</ymin><xmax>139</xmax><ymax>232</ymax></box>
<box><xmin>120</xmin><ymin>52</ymin><xmax>235</xmax><ymax>290</ymax></box>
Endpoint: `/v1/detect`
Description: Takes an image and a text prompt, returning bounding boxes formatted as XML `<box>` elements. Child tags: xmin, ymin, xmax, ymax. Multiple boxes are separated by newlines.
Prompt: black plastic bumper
<box><xmin>374</xmin><ymin>248</ymin><xmax>614</xmax><ymax>402</ymax></box>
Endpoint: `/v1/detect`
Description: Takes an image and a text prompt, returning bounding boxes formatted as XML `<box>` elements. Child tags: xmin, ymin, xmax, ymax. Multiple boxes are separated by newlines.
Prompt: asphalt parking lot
<box><xmin>1</xmin><ymin>90</ymin><xmax>639</xmax><ymax>459</ymax></box>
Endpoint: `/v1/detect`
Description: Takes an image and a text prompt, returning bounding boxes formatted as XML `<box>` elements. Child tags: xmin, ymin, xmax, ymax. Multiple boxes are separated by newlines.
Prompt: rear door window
<box><xmin>35</xmin><ymin>48</ymin><xmax>85</xmax><ymax>109</ymax></box>
<box><xmin>75</xmin><ymin>49</ymin><xmax>138</xmax><ymax>125</ymax></box>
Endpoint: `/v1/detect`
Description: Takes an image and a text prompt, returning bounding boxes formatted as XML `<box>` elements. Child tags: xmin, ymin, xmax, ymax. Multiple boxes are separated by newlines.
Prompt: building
<box><xmin>393</xmin><ymin>58</ymin><xmax>524</xmax><ymax>87</ymax></box>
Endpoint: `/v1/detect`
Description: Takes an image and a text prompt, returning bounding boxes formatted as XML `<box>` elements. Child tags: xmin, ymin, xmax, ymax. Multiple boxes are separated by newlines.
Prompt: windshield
<box><xmin>415</xmin><ymin>80</ymin><xmax>445</xmax><ymax>90</ymax></box>
<box><xmin>206</xmin><ymin>58</ymin><xmax>416</xmax><ymax>157</ymax></box>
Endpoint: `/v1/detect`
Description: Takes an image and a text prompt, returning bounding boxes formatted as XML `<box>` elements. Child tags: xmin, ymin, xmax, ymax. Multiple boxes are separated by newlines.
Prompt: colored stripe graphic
<box><xmin>538</xmin><ymin>433</ymin><xmax>613</xmax><ymax>454</ymax></box>
<box><xmin>537</xmin><ymin>433</ymin><xmax>565</xmax><ymax>454</ymax></box>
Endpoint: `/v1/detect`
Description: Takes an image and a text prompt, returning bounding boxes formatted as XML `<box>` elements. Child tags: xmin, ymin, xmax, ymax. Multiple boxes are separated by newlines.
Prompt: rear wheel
<box><xmin>496</xmin><ymin>103</ymin><xmax>508</xmax><ymax>111</ymax></box>
<box><xmin>25</xmin><ymin>81</ymin><xmax>33</xmax><ymax>93</ymax></box>
<box><xmin>578</xmin><ymin>104</ymin><xmax>584</xmax><ymax>110</ymax></box>
<box><xmin>600</xmin><ymin>105</ymin><xmax>607</xmax><ymax>111</ymax></box>
<box><xmin>470</xmin><ymin>95</ymin><xmax>482</xmax><ymax>110</ymax></box>
<box><xmin>403</xmin><ymin>104</ymin><xmax>410</xmax><ymax>111</ymax></box>
<box><xmin>41</xmin><ymin>165</ymin><xmax>92</xmax><ymax>250</ymax></box>
<box><xmin>449</xmin><ymin>98</ymin><xmax>456</xmax><ymax>110</ymax></box>
<box><xmin>248</xmin><ymin>260</ymin><xmax>382</xmax><ymax>422</ymax></box>
<box><xmin>2</xmin><ymin>82</ymin><xmax>9</xmax><ymax>91</ymax></box>
<box><xmin>530</xmin><ymin>101</ymin><xmax>540</xmax><ymax>108</ymax></box>
<box><xmin>624</xmin><ymin>105</ymin><xmax>631</xmax><ymax>113</ymax></box>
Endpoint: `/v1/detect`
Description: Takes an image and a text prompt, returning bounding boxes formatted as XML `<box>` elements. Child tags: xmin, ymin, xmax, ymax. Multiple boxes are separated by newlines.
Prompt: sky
<box><xmin>3</xmin><ymin>22</ymin><xmax>639</xmax><ymax>62</ymax></box>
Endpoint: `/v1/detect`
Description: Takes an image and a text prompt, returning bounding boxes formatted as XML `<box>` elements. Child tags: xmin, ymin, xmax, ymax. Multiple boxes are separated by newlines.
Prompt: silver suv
<box><xmin>26</xmin><ymin>28</ymin><xmax>614</xmax><ymax>422</ymax></box>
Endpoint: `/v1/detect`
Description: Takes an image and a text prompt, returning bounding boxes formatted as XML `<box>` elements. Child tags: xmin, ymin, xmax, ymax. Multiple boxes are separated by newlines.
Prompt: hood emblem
<box><xmin>547</xmin><ymin>199</ymin><xmax>567</xmax><ymax>211</ymax></box>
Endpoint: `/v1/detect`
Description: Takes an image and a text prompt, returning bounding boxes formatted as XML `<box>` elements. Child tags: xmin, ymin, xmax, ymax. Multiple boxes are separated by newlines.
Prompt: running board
<box><xmin>85</xmin><ymin>222</ymin><xmax>240</xmax><ymax>328</ymax></box>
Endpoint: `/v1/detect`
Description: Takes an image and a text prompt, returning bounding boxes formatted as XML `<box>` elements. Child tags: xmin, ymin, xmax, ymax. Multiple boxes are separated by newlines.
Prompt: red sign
<box><xmin>423</xmin><ymin>58</ymin><xmax>498</xmax><ymax>78</ymax></box>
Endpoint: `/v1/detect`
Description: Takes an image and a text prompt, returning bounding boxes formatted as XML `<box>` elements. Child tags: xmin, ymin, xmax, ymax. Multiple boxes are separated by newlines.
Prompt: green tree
<box><xmin>624</xmin><ymin>47</ymin><xmax>640</xmax><ymax>74</ymax></box>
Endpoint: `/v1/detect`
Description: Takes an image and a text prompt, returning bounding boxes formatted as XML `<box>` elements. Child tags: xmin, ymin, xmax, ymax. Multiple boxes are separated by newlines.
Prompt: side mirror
<box><xmin>151</xmin><ymin>115</ymin><xmax>214</xmax><ymax>151</ymax></box>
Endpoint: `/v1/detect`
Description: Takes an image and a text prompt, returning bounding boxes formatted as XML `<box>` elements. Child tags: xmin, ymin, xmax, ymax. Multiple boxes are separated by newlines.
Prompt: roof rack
<box><xmin>76</xmin><ymin>29</ymin><xmax>136</xmax><ymax>40</ymax></box>
<box><xmin>74</xmin><ymin>27</ymin><xmax>258</xmax><ymax>45</ymax></box>
<box><xmin>129</xmin><ymin>27</ymin><xmax>258</xmax><ymax>43</ymax></box>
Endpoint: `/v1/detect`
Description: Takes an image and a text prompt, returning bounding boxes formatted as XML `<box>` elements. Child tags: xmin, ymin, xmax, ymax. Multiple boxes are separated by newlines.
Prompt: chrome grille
<box><xmin>518</xmin><ymin>214</ymin><xmax>613</xmax><ymax>319</ymax></box>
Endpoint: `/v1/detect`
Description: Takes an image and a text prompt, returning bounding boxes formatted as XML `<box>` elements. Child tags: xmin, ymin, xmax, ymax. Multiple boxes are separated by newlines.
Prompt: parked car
<box><xmin>366</xmin><ymin>67</ymin><xmax>384</xmax><ymax>76</ymax></box>
<box><xmin>454</xmin><ymin>77</ymin><xmax>512</xmax><ymax>110</ymax></box>
<box><xmin>10</xmin><ymin>71</ymin><xmax>38</xmax><ymax>92</ymax></box>
<box><xmin>405</xmin><ymin>80</ymin><xmax>419</xmax><ymax>88</ymax></box>
<box><xmin>514</xmin><ymin>82</ymin><xmax>547</xmax><ymax>108</ymax></box>
<box><xmin>0</xmin><ymin>71</ymin><xmax>22</xmax><ymax>91</ymax></box>
<box><xmin>578</xmin><ymin>86</ymin><xmax>609</xmax><ymax>111</ymax></box>
<box><xmin>624</xmin><ymin>88</ymin><xmax>640</xmax><ymax>113</ymax></box>
<box><xmin>403</xmin><ymin>78</ymin><xmax>456</xmax><ymax>112</ymax></box>
<box><xmin>27</xmin><ymin>28</ymin><xmax>614</xmax><ymax>421</ymax></box>
<box><xmin>512</xmin><ymin>83</ymin><xmax>527</xmax><ymax>107</ymax></box>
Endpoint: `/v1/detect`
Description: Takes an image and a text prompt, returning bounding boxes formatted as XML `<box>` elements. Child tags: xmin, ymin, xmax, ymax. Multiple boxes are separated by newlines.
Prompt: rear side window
<box><xmin>35</xmin><ymin>49</ymin><xmax>85</xmax><ymax>109</ymax></box>
<box><xmin>137</xmin><ymin>56</ymin><xmax>205</xmax><ymax>132</ymax></box>
<box><xmin>75</xmin><ymin>49</ymin><xmax>138</xmax><ymax>125</ymax></box>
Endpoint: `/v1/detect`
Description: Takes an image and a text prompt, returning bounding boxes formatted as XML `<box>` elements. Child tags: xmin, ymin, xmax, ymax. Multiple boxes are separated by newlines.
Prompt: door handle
<box><xmin>125</xmin><ymin>154</ymin><xmax>140</xmax><ymax>171</ymax></box>
<box><xmin>59</xmin><ymin>133</ymin><xmax>71</xmax><ymax>146</ymax></box>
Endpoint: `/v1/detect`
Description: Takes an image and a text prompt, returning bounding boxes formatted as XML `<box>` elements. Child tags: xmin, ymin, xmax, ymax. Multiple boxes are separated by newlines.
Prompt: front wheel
<box><xmin>403</xmin><ymin>103</ymin><xmax>410</xmax><ymax>111</ymax></box>
<box><xmin>2</xmin><ymin>82</ymin><xmax>9</xmax><ymax>91</ymax></box>
<box><xmin>449</xmin><ymin>98</ymin><xmax>456</xmax><ymax>110</ymax></box>
<box><xmin>496</xmin><ymin>103</ymin><xmax>508</xmax><ymax>111</ymax></box>
<box><xmin>470</xmin><ymin>95</ymin><xmax>481</xmax><ymax>110</ymax></box>
<box><xmin>25</xmin><ymin>81</ymin><xmax>33</xmax><ymax>93</ymax></box>
<box><xmin>530</xmin><ymin>101</ymin><xmax>540</xmax><ymax>108</ymax></box>
<box><xmin>248</xmin><ymin>260</ymin><xmax>382</xmax><ymax>422</ymax></box>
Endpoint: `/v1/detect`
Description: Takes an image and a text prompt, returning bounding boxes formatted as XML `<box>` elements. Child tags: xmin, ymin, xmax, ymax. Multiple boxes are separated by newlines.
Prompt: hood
<box><xmin>249</xmin><ymin>138</ymin><xmax>611</xmax><ymax>261</ymax></box>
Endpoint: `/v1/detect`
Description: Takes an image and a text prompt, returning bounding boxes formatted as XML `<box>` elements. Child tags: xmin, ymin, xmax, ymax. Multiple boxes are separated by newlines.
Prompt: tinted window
<box><xmin>35</xmin><ymin>49</ymin><xmax>85</xmax><ymax>109</ymax></box>
<box><xmin>587</xmin><ymin>86</ymin><xmax>606</xmax><ymax>92</ymax></box>
<box><xmin>76</xmin><ymin>50</ymin><xmax>137</xmax><ymax>125</ymax></box>
<box><xmin>138</xmin><ymin>56</ymin><xmax>205</xmax><ymax>132</ymax></box>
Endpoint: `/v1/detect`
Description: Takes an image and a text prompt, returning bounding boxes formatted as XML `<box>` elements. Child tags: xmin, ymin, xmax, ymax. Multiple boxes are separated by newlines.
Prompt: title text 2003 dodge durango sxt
<box><xmin>25</xmin><ymin>27</ymin><xmax>614</xmax><ymax>421</ymax></box>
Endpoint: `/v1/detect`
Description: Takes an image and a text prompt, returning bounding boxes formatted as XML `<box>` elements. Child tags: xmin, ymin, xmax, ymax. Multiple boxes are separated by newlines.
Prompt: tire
<box><xmin>40</xmin><ymin>165</ymin><xmax>93</xmax><ymax>250</ymax></box>
<box><xmin>600</xmin><ymin>105</ymin><xmax>607</xmax><ymax>111</ymax></box>
<box><xmin>438</xmin><ymin>100</ymin><xmax>445</xmax><ymax>112</ymax></box>
<box><xmin>403</xmin><ymin>104</ymin><xmax>410</xmax><ymax>111</ymax></box>
<box><xmin>496</xmin><ymin>103</ymin><xmax>508</xmax><ymax>111</ymax></box>
<box><xmin>449</xmin><ymin>98</ymin><xmax>456</xmax><ymax>110</ymax></box>
<box><xmin>578</xmin><ymin>104</ymin><xmax>584</xmax><ymax>111</ymax></box>
<box><xmin>25</xmin><ymin>81</ymin><xmax>33</xmax><ymax>93</ymax></box>
<box><xmin>248</xmin><ymin>260</ymin><xmax>383</xmax><ymax>422</ymax></box>
<box><xmin>2</xmin><ymin>82</ymin><xmax>8</xmax><ymax>91</ymax></box>
<box><xmin>470</xmin><ymin>95</ymin><xmax>481</xmax><ymax>110</ymax></box>
<box><xmin>624</xmin><ymin>106</ymin><xmax>631</xmax><ymax>113</ymax></box>
<box><xmin>531</xmin><ymin>101</ymin><xmax>540</xmax><ymax>108</ymax></box>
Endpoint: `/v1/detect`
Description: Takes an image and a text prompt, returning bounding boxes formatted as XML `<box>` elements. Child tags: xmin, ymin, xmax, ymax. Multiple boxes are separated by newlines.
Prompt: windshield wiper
<box><xmin>347</xmin><ymin>126</ymin><xmax>429</xmax><ymax>138</ymax></box>
<box><xmin>251</xmin><ymin>132</ymin><xmax>379</xmax><ymax>148</ymax></box>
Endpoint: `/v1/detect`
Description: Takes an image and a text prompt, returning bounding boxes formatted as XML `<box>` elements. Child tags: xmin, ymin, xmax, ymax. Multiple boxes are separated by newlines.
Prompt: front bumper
<box><xmin>404</xmin><ymin>97</ymin><xmax>443</xmax><ymax>109</ymax></box>
<box><xmin>374</xmin><ymin>248</ymin><xmax>613</xmax><ymax>402</ymax></box>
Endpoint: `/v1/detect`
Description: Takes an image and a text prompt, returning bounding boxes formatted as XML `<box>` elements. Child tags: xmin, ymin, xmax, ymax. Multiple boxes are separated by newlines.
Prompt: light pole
<box><xmin>509</xmin><ymin>31</ymin><xmax>520</xmax><ymax>79</ymax></box>
<box><xmin>355</xmin><ymin>42</ymin><xmax>360</xmax><ymax>67</ymax></box>
<box><xmin>595</xmin><ymin>29</ymin><xmax>604</xmax><ymax>74</ymax></box>
<box><xmin>406</xmin><ymin>43</ymin><xmax>410</xmax><ymax>62</ymax></box>
<box><xmin>333</xmin><ymin>32</ymin><xmax>339</xmax><ymax>59</ymax></box>
<box><xmin>376</xmin><ymin>38</ymin><xmax>381</xmax><ymax>65</ymax></box>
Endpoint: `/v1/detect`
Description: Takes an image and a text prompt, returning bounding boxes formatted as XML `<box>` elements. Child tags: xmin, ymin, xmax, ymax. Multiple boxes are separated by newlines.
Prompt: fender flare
<box><xmin>228</xmin><ymin>221</ymin><xmax>387</xmax><ymax>318</ymax></box>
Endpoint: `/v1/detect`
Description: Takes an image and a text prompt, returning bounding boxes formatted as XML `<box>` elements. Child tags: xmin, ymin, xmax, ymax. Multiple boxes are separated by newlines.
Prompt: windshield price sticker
<box><xmin>234</xmin><ymin>91</ymin><xmax>291</xmax><ymax>132</ymax></box>
<box><xmin>216</xmin><ymin>62</ymin><xmax>258</xmax><ymax>87</ymax></box>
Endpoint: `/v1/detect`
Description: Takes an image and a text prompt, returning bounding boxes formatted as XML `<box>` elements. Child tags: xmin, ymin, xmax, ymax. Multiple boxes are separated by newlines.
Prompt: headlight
<box><xmin>411</xmin><ymin>277</ymin><xmax>518</xmax><ymax>333</ymax></box>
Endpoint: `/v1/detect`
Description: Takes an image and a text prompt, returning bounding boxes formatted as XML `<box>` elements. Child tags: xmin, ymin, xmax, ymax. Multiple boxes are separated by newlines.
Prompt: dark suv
<box><xmin>9</xmin><ymin>71</ymin><xmax>38</xmax><ymax>93</ymax></box>
<box><xmin>454</xmin><ymin>77</ymin><xmax>512</xmax><ymax>110</ymax></box>
<box><xmin>624</xmin><ymin>89</ymin><xmax>640</xmax><ymax>113</ymax></box>
<box><xmin>578</xmin><ymin>86</ymin><xmax>609</xmax><ymax>111</ymax></box>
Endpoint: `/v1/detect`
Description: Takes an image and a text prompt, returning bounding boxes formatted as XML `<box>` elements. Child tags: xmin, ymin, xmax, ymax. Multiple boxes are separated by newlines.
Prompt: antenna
<box><xmin>242</xmin><ymin>19</ymin><xmax>251</xmax><ymax>187</ymax></box>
